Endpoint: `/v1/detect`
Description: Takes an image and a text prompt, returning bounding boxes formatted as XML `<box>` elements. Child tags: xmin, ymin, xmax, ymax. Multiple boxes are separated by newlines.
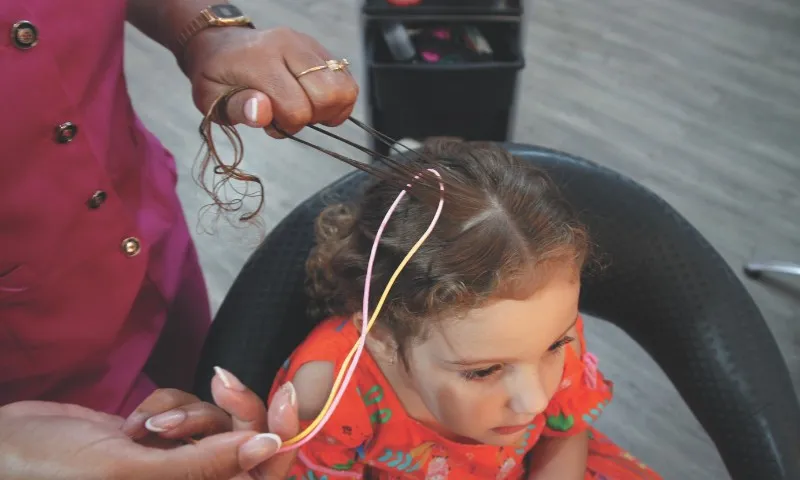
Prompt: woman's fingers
<box><xmin>132</xmin><ymin>430</ymin><xmax>282</xmax><ymax>480</ymax></box>
<box><xmin>267</xmin><ymin>381</ymin><xmax>299</xmax><ymax>440</ymax></box>
<box><xmin>143</xmin><ymin>401</ymin><xmax>233</xmax><ymax>440</ymax></box>
<box><xmin>293</xmin><ymin>31</ymin><xmax>359</xmax><ymax>127</ymax></box>
<box><xmin>121</xmin><ymin>387</ymin><xmax>233</xmax><ymax>442</ymax></box>
<box><xmin>208</xmin><ymin>368</ymin><xmax>302</xmax><ymax>478</ymax></box>
<box><xmin>249</xmin><ymin>381</ymin><xmax>301</xmax><ymax>479</ymax></box>
<box><xmin>122</xmin><ymin>388</ymin><xmax>203</xmax><ymax>439</ymax></box>
<box><xmin>222</xmin><ymin>88</ymin><xmax>274</xmax><ymax>128</ymax></box>
<box><xmin>190</xmin><ymin>27</ymin><xmax>358</xmax><ymax>136</ymax></box>
<box><xmin>286</xmin><ymin>53</ymin><xmax>355</xmax><ymax>129</ymax></box>
<box><xmin>193</xmin><ymin>56</ymin><xmax>312</xmax><ymax>136</ymax></box>
<box><xmin>211</xmin><ymin>366</ymin><xmax>269</xmax><ymax>434</ymax></box>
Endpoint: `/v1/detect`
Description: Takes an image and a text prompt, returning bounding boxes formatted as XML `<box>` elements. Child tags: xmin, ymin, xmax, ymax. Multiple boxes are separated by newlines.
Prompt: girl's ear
<box><xmin>353</xmin><ymin>314</ymin><xmax>399</xmax><ymax>365</ymax></box>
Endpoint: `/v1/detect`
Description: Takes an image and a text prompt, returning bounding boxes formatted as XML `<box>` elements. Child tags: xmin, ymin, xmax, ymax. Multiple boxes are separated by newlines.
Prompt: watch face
<box><xmin>210</xmin><ymin>4</ymin><xmax>244</xmax><ymax>18</ymax></box>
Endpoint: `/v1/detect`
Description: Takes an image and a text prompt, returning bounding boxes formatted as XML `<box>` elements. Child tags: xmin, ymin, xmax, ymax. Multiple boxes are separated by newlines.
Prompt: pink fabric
<box><xmin>0</xmin><ymin>1</ymin><xmax>212</xmax><ymax>416</ymax></box>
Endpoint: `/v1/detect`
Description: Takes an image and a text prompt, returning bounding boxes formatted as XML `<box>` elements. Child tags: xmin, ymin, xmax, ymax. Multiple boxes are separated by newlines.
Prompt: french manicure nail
<box><xmin>280</xmin><ymin>381</ymin><xmax>297</xmax><ymax>408</ymax></box>
<box><xmin>145</xmin><ymin>410</ymin><xmax>187</xmax><ymax>432</ymax></box>
<box><xmin>214</xmin><ymin>366</ymin><xmax>246</xmax><ymax>391</ymax></box>
<box><xmin>120</xmin><ymin>412</ymin><xmax>148</xmax><ymax>434</ymax></box>
<box><xmin>240</xmin><ymin>433</ymin><xmax>282</xmax><ymax>461</ymax></box>
<box><xmin>244</xmin><ymin>97</ymin><xmax>259</xmax><ymax>125</ymax></box>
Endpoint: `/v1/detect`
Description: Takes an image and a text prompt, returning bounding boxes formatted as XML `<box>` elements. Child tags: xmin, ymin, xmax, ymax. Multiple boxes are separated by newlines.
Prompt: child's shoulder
<box><xmin>273</xmin><ymin>316</ymin><xmax>359</xmax><ymax>389</ymax></box>
<box><xmin>289</xmin><ymin>315</ymin><xmax>361</xmax><ymax>368</ymax></box>
<box><xmin>269</xmin><ymin>316</ymin><xmax>371</xmax><ymax>430</ymax></box>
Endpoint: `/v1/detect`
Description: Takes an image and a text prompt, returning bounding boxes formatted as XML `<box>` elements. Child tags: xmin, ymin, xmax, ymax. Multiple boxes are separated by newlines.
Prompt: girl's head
<box><xmin>306</xmin><ymin>140</ymin><xmax>590</xmax><ymax>445</ymax></box>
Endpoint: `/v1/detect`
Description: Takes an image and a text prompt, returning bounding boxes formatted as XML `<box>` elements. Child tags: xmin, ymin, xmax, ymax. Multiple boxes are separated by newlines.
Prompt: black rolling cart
<box><xmin>360</xmin><ymin>1</ymin><xmax>526</xmax><ymax>156</ymax></box>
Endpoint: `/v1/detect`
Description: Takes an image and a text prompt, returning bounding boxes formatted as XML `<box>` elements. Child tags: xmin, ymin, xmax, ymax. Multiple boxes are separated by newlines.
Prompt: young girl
<box><xmin>268</xmin><ymin>141</ymin><xmax>662</xmax><ymax>479</ymax></box>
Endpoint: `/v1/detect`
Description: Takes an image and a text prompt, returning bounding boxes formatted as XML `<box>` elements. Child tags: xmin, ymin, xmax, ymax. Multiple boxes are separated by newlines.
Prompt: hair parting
<box><xmin>305</xmin><ymin>139</ymin><xmax>591</xmax><ymax>359</ymax></box>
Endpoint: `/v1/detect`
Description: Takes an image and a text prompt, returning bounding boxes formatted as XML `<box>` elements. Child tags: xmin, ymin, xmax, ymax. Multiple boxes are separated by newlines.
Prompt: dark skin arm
<box><xmin>124</xmin><ymin>0</ymin><xmax>359</xmax><ymax>134</ymax></box>
<box><xmin>125</xmin><ymin>0</ymin><xmax>219</xmax><ymax>56</ymax></box>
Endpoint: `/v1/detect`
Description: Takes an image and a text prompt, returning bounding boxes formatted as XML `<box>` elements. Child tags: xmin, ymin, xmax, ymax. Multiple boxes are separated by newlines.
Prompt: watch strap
<box><xmin>176</xmin><ymin>6</ymin><xmax>255</xmax><ymax>51</ymax></box>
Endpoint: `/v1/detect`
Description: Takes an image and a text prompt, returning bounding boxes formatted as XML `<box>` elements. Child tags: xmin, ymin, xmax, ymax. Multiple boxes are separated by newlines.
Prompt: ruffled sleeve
<box><xmin>267</xmin><ymin>317</ymin><xmax>375</xmax><ymax>477</ymax></box>
<box><xmin>541</xmin><ymin>316</ymin><xmax>614</xmax><ymax>438</ymax></box>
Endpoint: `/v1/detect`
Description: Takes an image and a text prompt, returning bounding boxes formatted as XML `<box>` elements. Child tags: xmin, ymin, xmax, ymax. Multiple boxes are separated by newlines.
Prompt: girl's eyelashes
<box><xmin>460</xmin><ymin>364</ymin><xmax>503</xmax><ymax>382</ymax></box>
<box><xmin>459</xmin><ymin>336</ymin><xmax>575</xmax><ymax>382</ymax></box>
<box><xmin>548</xmin><ymin>335</ymin><xmax>576</xmax><ymax>353</ymax></box>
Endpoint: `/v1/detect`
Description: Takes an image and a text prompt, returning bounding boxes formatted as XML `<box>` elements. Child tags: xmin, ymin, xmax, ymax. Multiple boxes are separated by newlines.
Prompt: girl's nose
<box><xmin>506</xmin><ymin>371</ymin><xmax>550</xmax><ymax>416</ymax></box>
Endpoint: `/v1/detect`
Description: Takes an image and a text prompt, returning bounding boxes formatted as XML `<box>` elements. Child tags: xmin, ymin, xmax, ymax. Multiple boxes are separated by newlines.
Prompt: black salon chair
<box><xmin>193</xmin><ymin>143</ymin><xmax>800</xmax><ymax>480</ymax></box>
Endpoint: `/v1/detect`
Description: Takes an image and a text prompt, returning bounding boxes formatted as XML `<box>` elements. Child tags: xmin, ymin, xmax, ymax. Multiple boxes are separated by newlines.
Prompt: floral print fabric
<box><xmin>267</xmin><ymin>316</ymin><xmax>662</xmax><ymax>479</ymax></box>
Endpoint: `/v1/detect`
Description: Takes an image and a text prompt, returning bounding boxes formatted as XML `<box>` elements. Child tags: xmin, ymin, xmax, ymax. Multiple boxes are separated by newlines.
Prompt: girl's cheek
<box><xmin>542</xmin><ymin>357</ymin><xmax>566</xmax><ymax>398</ymax></box>
<box><xmin>454</xmin><ymin>383</ymin><xmax>497</xmax><ymax>418</ymax></box>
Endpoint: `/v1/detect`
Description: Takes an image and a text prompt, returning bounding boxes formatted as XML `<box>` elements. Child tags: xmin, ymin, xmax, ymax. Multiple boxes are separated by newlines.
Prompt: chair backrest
<box><xmin>193</xmin><ymin>143</ymin><xmax>800</xmax><ymax>480</ymax></box>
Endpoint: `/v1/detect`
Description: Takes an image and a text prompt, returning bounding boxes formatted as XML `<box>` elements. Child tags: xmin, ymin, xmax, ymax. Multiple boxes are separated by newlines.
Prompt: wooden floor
<box><xmin>124</xmin><ymin>0</ymin><xmax>800</xmax><ymax>478</ymax></box>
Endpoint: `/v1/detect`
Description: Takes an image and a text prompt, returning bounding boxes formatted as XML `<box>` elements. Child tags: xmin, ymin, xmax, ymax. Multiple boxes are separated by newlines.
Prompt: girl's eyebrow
<box><xmin>442</xmin><ymin>315</ymin><xmax>579</xmax><ymax>367</ymax></box>
<box><xmin>446</xmin><ymin>356</ymin><xmax>514</xmax><ymax>367</ymax></box>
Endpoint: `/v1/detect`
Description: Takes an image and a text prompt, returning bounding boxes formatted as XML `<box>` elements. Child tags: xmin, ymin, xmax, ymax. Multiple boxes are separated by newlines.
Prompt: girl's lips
<box><xmin>491</xmin><ymin>424</ymin><xmax>528</xmax><ymax>435</ymax></box>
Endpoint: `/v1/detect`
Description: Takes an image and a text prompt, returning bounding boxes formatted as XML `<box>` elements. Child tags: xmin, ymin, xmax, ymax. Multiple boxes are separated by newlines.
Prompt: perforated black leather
<box><xmin>193</xmin><ymin>143</ymin><xmax>800</xmax><ymax>480</ymax></box>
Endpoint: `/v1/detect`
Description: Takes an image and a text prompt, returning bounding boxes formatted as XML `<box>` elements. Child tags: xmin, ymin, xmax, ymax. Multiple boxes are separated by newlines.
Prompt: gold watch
<box><xmin>176</xmin><ymin>4</ymin><xmax>255</xmax><ymax>50</ymax></box>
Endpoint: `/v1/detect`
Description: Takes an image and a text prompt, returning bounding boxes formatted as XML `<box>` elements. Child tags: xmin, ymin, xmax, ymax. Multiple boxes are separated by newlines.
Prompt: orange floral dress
<box><xmin>268</xmin><ymin>316</ymin><xmax>662</xmax><ymax>479</ymax></box>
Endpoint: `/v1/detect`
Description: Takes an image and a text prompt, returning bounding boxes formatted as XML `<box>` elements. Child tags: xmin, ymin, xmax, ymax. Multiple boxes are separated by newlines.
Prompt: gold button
<box><xmin>121</xmin><ymin>237</ymin><xmax>141</xmax><ymax>257</ymax></box>
<box><xmin>87</xmin><ymin>190</ymin><xmax>107</xmax><ymax>209</ymax></box>
<box><xmin>11</xmin><ymin>20</ymin><xmax>38</xmax><ymax>49</ymax></box>
<box><xmin>55</xmin><ymin>122</ymin><xmax>78</xmax><ymax>143</ymax></box>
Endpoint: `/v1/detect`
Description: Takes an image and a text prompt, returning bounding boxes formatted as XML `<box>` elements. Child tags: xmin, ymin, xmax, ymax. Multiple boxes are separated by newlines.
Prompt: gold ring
<box><xmin>295</xmin><ymin>58</ymin><xmax>350</xmax><ymax>78</ymax></box>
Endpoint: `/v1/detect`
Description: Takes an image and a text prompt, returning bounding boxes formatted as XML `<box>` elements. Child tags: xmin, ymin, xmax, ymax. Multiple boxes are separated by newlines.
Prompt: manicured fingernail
<box><xmin>145</xmin><ymin>410</ymin><xmax>187</xmax><ymax>432</ymax></box>
<box><xmin>214</xmin><ymin>366</ymin><xmax>246</xmax><ymax>391</ymax></box>
<box><xmin>280</xmin><ymin>381</ymin><xmax>296</xmax><ymax>408</ymax></box>
<box><xmin>120</xmin><ymin>412</ymin><xmax>148</xmax><ymax>435</ymax></box>
<box><xmin>244</xmin><ymin>97</ymin><xmax>259</xmax><ymax>125</ymax></box>
<box><xmin>272</xmin><ymin>381</ymin><xmax>296</xmax><ymax>418</ymax></box>
<box><xmin>240</xmin><ymin>433</ymin><xmax>282</xmax><ymax>466</ymax></box>
<box><xmin>269</xmin><ymin>381</ymin><xmax>298</xmax><ymax>433</ymax></box>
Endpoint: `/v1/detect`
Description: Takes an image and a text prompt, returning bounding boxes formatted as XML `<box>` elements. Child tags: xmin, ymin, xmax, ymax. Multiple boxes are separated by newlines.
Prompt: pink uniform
<box><xmin>0</xmin><ymin>1</ymin><xmax>211</xmax><ymax>416</ymax></box>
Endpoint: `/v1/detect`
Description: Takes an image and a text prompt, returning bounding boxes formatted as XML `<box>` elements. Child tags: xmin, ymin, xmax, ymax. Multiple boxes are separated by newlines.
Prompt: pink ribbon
<box><xmin>582</xmin><ymin>352</ymin><xmax>599</xmax><ymax>389</ymax></box>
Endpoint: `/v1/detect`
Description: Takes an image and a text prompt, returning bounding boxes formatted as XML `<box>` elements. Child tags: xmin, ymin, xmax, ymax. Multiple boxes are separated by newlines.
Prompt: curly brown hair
<box><xmin>305</xmin><ymin>140</ymin><xmax>590</xmax><ymax>354</ymax></box>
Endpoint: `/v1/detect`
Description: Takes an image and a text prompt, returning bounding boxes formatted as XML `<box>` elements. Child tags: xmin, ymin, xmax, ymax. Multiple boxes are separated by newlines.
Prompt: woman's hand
<box><xmin>0</xmin><ymin>395</ymin><xmax>291</xmax><ymax>480</ymax></box>
<box><xmin>122</xmin><ymin>366</ymin><xmax>299</xmax><ymax>479</ymax></box>
<box><xmin>182</xmin><ymin>25</ymin><xmax>359</xmax><ymax>137</ymax></box>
